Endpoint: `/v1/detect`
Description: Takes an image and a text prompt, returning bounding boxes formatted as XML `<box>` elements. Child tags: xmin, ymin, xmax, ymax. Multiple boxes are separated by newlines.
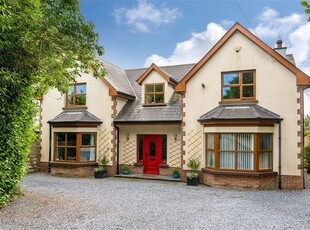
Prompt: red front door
<box><xmin>143</xmin><ymin>135</ymin><xmax>162</xmax><ymax>174</ymax></box>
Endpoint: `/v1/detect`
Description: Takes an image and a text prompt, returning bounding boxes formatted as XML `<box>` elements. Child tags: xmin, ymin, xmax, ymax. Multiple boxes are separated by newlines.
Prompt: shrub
<box><xmin>186</xmin><ymin>158</ymin><xmax>201</xmax><ymax>171</ymax></box>
<box><xmin>304</xmin><ymin>145</ymin><xmax>310</xmax><ymax>169</ymax></box>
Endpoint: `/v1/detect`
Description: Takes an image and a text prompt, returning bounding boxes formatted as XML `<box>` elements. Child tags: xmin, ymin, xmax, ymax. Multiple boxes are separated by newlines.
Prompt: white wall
<box><xmin>183</xmin><ymin>31</ymin><xmax>298</xmax><ymax>175</ymax></box>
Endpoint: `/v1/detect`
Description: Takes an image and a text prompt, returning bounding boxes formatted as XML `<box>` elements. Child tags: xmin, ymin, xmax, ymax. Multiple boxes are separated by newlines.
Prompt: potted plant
<box><xmin>94</xmin><ymin>154</ymin><xmax>109</xmax><ymax>178</ymax></box>
<box><xmin>304</xmin><ymin>145</ymin><xmax>310</xmax><ymax>174</ymax></box>
<box><xmin>186</xmin><ymin>158</ymin><xmax>200</xmax><ymax>186</ymax></box>
<box><xmin>171</xmin><ymin>167</ymin><xmax>179</xmax><ymax>178</ymax></box>
<box><xmin>123</xmin><ymin>164</ymin><xmax>130</xmax><ymax>175</ymax></box>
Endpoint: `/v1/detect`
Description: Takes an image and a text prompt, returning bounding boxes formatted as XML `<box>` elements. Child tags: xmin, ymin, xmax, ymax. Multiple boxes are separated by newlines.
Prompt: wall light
<box><xmin>174</xmin><ymin>134</ymin><xmax>177</xmax><ymax>142</ymax></box>
<box><xmin>234</xmin><ymin>45</ymin><xmax>241</xmax><ymax>53</ymax></box>
<box><xmin>126</xmin><ymin>133</ymin><xmax>129</xmax><ymax>141</ymax></box>
<box><xmin>201</xmin><ymin>83</ymin><xmax>205</xmax><ymax>88</ymax></box>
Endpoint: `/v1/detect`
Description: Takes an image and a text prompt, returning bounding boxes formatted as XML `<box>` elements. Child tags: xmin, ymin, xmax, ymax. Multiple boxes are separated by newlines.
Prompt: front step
<box><xmin>114</xmin><ymin>173</ymin><xmax>181</xmax><ymax>182</ymax></box>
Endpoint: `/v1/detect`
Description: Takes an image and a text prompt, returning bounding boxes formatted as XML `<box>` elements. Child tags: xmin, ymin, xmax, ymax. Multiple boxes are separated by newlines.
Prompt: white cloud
<box><xmin>144</xmin><ymin>23</ymin><xmax>227</xmax><ymax>66</ymax></box>
<box><xmin>253</xmin><ymin>7</ymin><xmax>303</xmax><ymax>40</ymax></box>
<box><xmin>114</xmin><ymin>0</ymin><xmax>181</xmax><ymax>33</ymax></box>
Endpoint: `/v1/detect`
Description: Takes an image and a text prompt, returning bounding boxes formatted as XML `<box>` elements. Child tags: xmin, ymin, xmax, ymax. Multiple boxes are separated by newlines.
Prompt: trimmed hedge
<box><xmin>0</xmin><ymin>70</ymin><xmax>36</xmax><ymax>206</ymax></box>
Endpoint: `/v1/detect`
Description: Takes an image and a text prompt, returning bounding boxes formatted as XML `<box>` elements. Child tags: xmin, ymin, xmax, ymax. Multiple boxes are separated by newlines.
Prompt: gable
<box><xmin>175</xmin><ymin>23</ymin><xmax>310</xmax><ymax>92</ymax></box>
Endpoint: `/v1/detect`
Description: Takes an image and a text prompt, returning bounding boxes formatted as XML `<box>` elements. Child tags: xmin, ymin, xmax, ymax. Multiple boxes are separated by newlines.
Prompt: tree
<box><xmin>301</xmin><ymin>1</ymin><xmax>310</xmax><ymax>21</ymax></box>
<box><xmin>0</xmin><ymin>0</ymin><xmax>104</xmax><ymax>206</ymax></box>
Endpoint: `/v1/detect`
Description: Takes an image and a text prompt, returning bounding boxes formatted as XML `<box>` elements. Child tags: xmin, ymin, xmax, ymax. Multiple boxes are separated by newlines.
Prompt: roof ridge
<box><xmin>98</xmin><ymin>58</ymin><xmax>125</xmax><ymax>72</ymax></box>
<box><xmin>124</xmin><ymin>63</ymin><xmax>196</xmax><ymax>71</ymax></box>
<box><xmin>124</xmin><ymin>70</ymin><xmax>137</xmax><ymax>98</ymax></box>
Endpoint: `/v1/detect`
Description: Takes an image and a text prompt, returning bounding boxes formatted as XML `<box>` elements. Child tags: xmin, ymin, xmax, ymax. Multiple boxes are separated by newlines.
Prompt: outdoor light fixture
<box><xmin>201</xmin><ymin>83</ymin><xmax>205</xmax><ymax>88</ymax></box>
<box><xmin>174</xmin><ymin>134</ymin><xmax>177</xmax><ymax>142</ymax></box>
<box><xmin>126</xmin><ymin>133</ymin><xmax>129</xmax><ymax>141</ymax></box>
<box><xmin>234</xmin><ymin>45</ymin><xmax>241</xmax><ymax>52</ymax></box>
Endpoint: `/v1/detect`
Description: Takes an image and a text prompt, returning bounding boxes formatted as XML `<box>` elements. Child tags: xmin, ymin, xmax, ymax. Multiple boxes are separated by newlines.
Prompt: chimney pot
<box><xmin>276</xmin><ymin>36</ymin><xmax>283</xmax><ymax>48</ymax></box>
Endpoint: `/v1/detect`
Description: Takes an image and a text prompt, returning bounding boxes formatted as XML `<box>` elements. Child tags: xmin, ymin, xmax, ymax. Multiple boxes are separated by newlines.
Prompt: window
<box><xmin>144</xmin><ymin>83</ymin><xmax>165</xmax><ymax>105</ymax></box>
<box><xmin>67</xmin><ymin>83</ymin><xmax>86</xmax><ymax>107</ymax></box>
<box><xmin>222</xmin><ymin>71</ymin><xmax>255</xmax><ymax>101</ymax></box>
<box><xmin>55</xmin><ymin>132</ymin><xmax>96</xmax><ymax>162</ymax></box>
<box><xmin>205</xmin><ymin>133</ymin><xmax>272</xmax><ymax>172</ymax></box>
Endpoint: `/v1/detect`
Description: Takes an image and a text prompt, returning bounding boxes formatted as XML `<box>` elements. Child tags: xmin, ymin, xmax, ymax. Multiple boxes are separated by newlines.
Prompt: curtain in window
<box><xmin>237</xmin><ymin>134</ymin><xmax>254</xmax><ymax>170</ymax></box>
<box><xmin>219</xmin><ymin>134</ymin><xmax>235</xmax><ymax>169</ymax></box>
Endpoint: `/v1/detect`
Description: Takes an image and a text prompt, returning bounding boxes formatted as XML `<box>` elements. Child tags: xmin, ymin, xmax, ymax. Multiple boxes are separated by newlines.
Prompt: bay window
<box><xmin>55</xmin><ymin>132</ymin><xmax>96</xmax><ymax>162</ymax></box>
<box><xmin>206</xmin><ymin>133</ymin><xmax>272</xmax><ymax>172</ymax></box>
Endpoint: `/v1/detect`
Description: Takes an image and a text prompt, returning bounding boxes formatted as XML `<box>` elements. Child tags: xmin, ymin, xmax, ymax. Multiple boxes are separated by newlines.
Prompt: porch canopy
<box><xmin>198</xmin><ymin>104</ymin><xmax>282</xmax><ymax>125</ymax></box>
<box><xmin>48</xmin><ymin>110</ymin><xmax>102</xmax><ymax>126</ymax></box>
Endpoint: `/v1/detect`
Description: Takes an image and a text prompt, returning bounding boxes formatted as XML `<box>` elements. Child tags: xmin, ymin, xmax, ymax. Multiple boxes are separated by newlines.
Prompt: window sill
<box><xmin>50</xmin><ymin>161</ymin><xmax>98</xmax><ymax>167</ymax></box>
<box><xmin>202</xmin><ymin>168</ymin><xmax>277</xmax><ymax>177</ymax></box>
<box><xmin>219</xmin><ymin>100</ymin><xmax>258</xmax><ymax>105</ymax></box>
<box><xmin>63</xmin><ymin>106</ymin><xmax>87</xmax><ymax>111</ymax></box>
<box><xmin>142</xmin><ymin>103</ymin><xmax>167</xmax><ymax>107</ymax></box>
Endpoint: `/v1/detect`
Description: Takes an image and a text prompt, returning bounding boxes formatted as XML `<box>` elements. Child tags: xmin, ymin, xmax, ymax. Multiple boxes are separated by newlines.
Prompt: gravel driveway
<box><xmin>1</xmin><ymin>173</ymin><xmax>310</xmax><ymax>230</ymax></box>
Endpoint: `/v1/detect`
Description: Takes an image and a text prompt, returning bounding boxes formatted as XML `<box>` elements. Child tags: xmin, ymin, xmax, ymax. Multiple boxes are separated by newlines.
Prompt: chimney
<box><xmin>276</xmin><ymin>36</ymin><xmax>283</xmax><ymax>48</ymax></box>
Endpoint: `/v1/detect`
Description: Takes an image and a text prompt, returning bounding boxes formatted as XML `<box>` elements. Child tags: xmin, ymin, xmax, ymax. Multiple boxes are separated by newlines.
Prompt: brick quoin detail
<box><xmin>110</xmin><ymin>97</ymin><xmax>117</xmax><ymax>168</ymax></box>
<box><xmin>297</xmin><ymin>86</ymin><xmax>305</xmax><ymax>189</ymax></box>
<box><xmin>181</xmin><ymin>93</ymin><xmax>186</xmax><ymax>167</ymax></box>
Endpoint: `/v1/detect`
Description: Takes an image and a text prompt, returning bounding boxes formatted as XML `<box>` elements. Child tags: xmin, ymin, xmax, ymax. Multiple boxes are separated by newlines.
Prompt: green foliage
<box><xmin>171</xmin><ymin>167</ymin><xmax>179</xmax><ymax>174</ymax></box>
<box><xmin>186</xmin><ymin>172</ymin><xmax>198</xmax><ymax>179</ymax></box>
<box><xmin>304</xmin><ymin>145</ymin><xmax>310</xmax><ymax>169</ymax></box>
<box><xmin>301</xmin><ymin>1</ymin><xmax>310</xmax><ymax>21</ymax></box>
<box><xmin>0</xmin><ymin>70</ymin><xmax>37</xmax><ymax>205</ymax></box>
<box><xmin>187</xmin><ymin>158</ymin><xmax>201</xmax><ymax>171</ymax></box>
<box><xmin>123</xmin><ymin>164</ymin><xmax>129</xmax><ymax>171</ymax></box>
<box><xmin>0</xmin><ymin>0</ymin><xmax>104</xmax><ymax>205</ymax></box>
<box><xmin>97</xmin><ymin>154</ymin><xmax>109</xmax><ymax>171</ymax></box>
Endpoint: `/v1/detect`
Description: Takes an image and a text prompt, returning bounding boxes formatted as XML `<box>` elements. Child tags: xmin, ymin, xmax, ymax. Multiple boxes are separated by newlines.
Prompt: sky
<box><xmin>80</xmin><ymin>0</ymin><xmax>310</xmax><ymax>114</ymax></box>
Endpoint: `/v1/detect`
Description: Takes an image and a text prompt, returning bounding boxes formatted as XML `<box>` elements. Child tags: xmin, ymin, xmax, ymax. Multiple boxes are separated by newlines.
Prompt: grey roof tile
<box><xmin>114</xmin><ymin>64</ymin><xmax>195</xmax><ymax>123</ymax></box>
<box><xmin>100</xmin><ymin>60</ymin><xmax>135</xmax><ymax>97</ymax></box>
<box><xmin>48</xmin><ymin>110</ymin><xmax>102</xmax><ymax>124</ymax></box>
<box><xmin>198</xmin><ymin>104</ymin><xmax>282</xmax><ymax>121</ymax></box>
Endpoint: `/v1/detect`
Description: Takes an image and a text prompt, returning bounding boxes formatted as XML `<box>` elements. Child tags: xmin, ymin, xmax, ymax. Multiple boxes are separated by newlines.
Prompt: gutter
<box><xmin>114</xmin><ymin>124</ymin><xmax>120</xmax><ymax>175</ymax></box>
<box><xmin>278</xmin><ymin>120</ymin><xmax>282</xmax><ymax>189</ymax></box>
<box><xmin>48</xmin><ymin>124</ymin><xmax>52</xmax><ymax>173</ymax></box>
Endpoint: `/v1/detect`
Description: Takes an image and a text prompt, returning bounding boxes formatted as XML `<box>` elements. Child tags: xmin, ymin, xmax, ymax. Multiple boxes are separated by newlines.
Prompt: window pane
<box><xmin>67</xmin><ymin>95</ymin><xmax>73</xmax><ymax>105</ymax></box>
<box><xmin>68</xmin><ymin>86</ymin><xmax>74</xmax><ymax>95</ymax></box>
<box><xmin>56</xmin><ymin>147</ymin><xmax>65</xmax><ymax>160</ymax></box>
<box><xmin>207</xmin><ymin>151</ymin><xmax>215</xmax><ymax>167</ymax></box>
<box><xmin>259</xmin><ymin>152</ymin><xmax>272</xmax><ymax>170</ymax></box>
<box><xmin>75</xmin><ymin>95</ymin><xmax>86</xmax><ymax>105</ymax></box>
<box><xmin>80</xmin><ymin>147</ymin><xmax>95</xmax><ymax>161</ymax></box>
<box><xmin>155</xmin><ymin>94</ymin><xmax>164</xmax><ymax>103</ymax></box>
<box><xmin>146</xmin><ymin>85</ymin><xmax>154</xmax><ymax>93</ymax></box>
<box><xmin>223</xmin><ymin>73</ymin><xmax>239</xmax><ymax>85</ymax></box>
<box><xmin>237</xmin><ymin>152</ymin><xmax>254</xmax><ymax>170</ymax></box>
<box><xmin>149</xmin><ymin>141</ymin><xmax>156</xmax><ymax>157</ymax></box>
<box><xmin>243</xmin><ymin>86</ymin><xmax>254</xmax><ymax>98</ymax></box>
<box><xmin>220</xmin><ymin>134</ymin><xmax>235</xmax><ymax>150</ymax></box>
<box><xmin>138</xmin><ymin>135</ymin><xmax>143</xmax><ymax>161</ymax></box>
<box><xmin>237</xmin><ymin>134</ymin><xmax>254</xmax><ymax>151</ymax></box>
<box><xmin>56</xmin><ymin>133</ymin><xmax>66</xmax><ymax>146</ymax></box>
<box><xmin>82</xmin><ymin>134</ymin><xmax>95</xmax><ymax>145</ymax></box>
<box><xmin>259</xmin><ymin>134</ymin><xmax>272</xmax><ymax>150</ymax></box>
<box><xmin>76</xmin><ymin>84</ymin><xmax>86</xmax><ymax>94</ymax></box>
<box><xmin>206</xmin><ymin>134</ymin><xmax>214</xmax><ymax>149</ymax></box>
<box><xmin>162</xmin><ymin>135</ymin><xmax>167</xmax><ymax>162</ymax></box>
<box><xmin>67</xmin><ymin>133</ymin><xmax>76</xmax><ymax>146</ymax></box>
<box><xmin>155</xmin><ymin>84</ymin><xmax>163</xmax><ymax>92</ymax></box>
<box><xmin>145</xmin><ymin>94</ymin><xmax>154</xmax><ymax>104</ymax></box>
<box><xmin>242</xmin><ymin>72</ymin><xmax>253</xmax><ymax>84</ymax></box>
<box><xmin>219</xmin><ymin>152</ymin><xmax>235</xmax><ymax>169</ymax></box>
<box><xmin>222</xmin><ymin>87</ymin><xmax>240</xmax><ymax>99</ymax></box>
<box><xmin>66</xmin><ymin>148</ymin><xmax>76</xmax><ymax>161</ymax></box>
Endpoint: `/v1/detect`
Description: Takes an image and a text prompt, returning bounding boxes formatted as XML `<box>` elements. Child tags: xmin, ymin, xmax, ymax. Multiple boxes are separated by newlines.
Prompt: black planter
<box><xmin>187</xmin><ymin>176</ymin><xmax>199</xmax><ymax>186</ymax></box>
<box><xmin>94</xmin><ymin>170</ymin><xmax>108</xmax><ymax>178</ymax></box>
<box><xmin>307</xmin><ymin>168</ymin><xmax>310</xmax><ymax>174</ymax></box>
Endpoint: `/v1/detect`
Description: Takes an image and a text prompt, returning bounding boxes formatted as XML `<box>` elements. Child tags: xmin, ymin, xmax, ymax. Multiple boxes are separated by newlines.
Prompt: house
<box><xmin>39</xmin><ymin>23</ymin><xmax>310</xmax><ymax>189</ymax></box>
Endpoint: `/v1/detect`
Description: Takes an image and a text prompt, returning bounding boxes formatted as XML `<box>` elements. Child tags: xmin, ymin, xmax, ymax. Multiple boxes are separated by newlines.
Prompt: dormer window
<box><xmin>66</xmin><ymin>83</ymin><xmax>86</xmax><ymax>107</ymax></box>
<box><xmin>145</xmin><ymin>83</ymin><xmax>165</xmax><ymax>105</ymax></box>
<box><xmin>222</xmin><ymin>70</ymin><xmax>255</xmax><ymax>101</ymax></box>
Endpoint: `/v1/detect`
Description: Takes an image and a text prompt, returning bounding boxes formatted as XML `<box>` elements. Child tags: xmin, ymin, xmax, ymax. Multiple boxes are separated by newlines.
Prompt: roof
<box><xmin>48</xmin><ymin>110</ymin><xmax>102</xmax><ymax>124</ymax></box>
<box><xmin>114</xmin><ymin>64</ymin><xmax>195</xmax><ymax>123</ymax></box>
<box><xmin>198</xmin><ymin>104</ymin><xmax>282</xmax><ymax>122</ymax></box>
<box><xmin>175</xmin><ymin>22</ymin><xmax>310</xmax><ymax>92</ymax></box>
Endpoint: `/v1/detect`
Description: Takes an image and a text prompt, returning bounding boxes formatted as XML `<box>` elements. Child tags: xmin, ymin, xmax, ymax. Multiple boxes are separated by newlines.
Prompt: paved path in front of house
<box><xmin>0</xmin><ymin>173</ymin><xmax>310</xmax><ymax>230</ymax></box>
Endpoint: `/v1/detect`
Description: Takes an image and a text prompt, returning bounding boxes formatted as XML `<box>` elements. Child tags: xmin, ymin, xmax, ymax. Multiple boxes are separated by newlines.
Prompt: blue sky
<box><xmin>80</xmin><ymin>0</ymin><xmax>310</xmax><ymax>113</ymax></box>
